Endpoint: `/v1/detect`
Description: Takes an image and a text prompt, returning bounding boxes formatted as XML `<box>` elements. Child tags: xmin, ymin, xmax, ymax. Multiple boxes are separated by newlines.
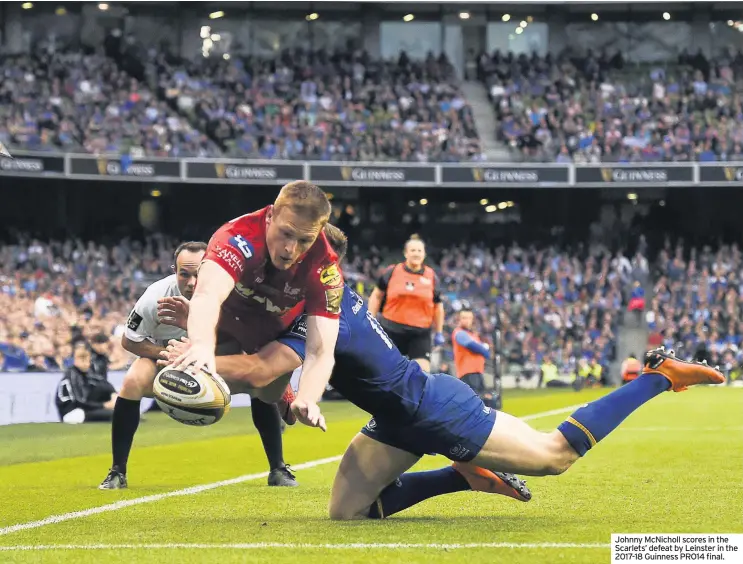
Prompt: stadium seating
<box><xmin>0</xmin><ymin>233</ymin><xmax>180</xmax><ymax>372</ymax></box>
<box><xmin>647</xmin><ymin>241</ymin><xmax>743</xmax><ymax>381</ymax></box>
<box><xmin>0</xmin><ymin>50</ymin><xmax>221</xmax><ymax>157</ymax></box>
<box><xmin>1</xmin><ymin>48</ymin><xmax>483</xmax><ymax>162</ymax></box>
<box><xmin>150</xmin><ymin>49</ymin><xmax>483</xmax><ymax>162</ymax></box>
<box><xmin>481</xmin><ymin>48</ymin><xmax>743</xmax><ymax>163</ymax></box>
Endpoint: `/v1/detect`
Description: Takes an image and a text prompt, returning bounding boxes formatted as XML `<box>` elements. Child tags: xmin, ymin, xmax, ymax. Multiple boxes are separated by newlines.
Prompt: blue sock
<box><xmin>367</xmin><ymin>467</ymin><xmax>470</xmax><ymax>519</ymax></box>
<box><xmin>558</xmin><ymin>374</ymin><xmax>671</xmax><ymax>456</ymax></box>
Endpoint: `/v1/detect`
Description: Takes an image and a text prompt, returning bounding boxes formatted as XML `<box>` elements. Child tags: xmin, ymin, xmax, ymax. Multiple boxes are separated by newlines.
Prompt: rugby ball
<box><xmin>153</xmin><ymin>366</ymin><xmax>231</xmax><ymax>426</ymax></box>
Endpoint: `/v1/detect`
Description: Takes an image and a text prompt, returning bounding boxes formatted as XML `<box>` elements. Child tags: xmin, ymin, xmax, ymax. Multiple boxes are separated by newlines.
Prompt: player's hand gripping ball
<box><xmin>153</xmin><ymin>365</ymin><xmax>231</xmax><ymax>426</ymax></box>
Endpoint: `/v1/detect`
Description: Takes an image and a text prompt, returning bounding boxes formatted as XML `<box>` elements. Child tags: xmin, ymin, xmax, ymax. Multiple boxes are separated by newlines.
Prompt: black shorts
<box><xmin>382</xmin><ymin>325</ymin><xmax>431</xmax><ymax>361</ymax></box>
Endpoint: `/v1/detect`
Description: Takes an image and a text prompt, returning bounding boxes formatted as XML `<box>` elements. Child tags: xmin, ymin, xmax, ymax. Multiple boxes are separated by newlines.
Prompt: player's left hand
<box><xmin>433</xmin><ymin>332</ymin><xmax>445</xmax><ymax>346</ymax></box>
<box><xmin>157</xmin><ymin>337</ymin><xmax>191</xmax><ymax>367</ymax></box>
<box><xmin>157</xmin><ymin>296</ymin><xmax>190</xmax><ymax>330</ymax></box>
<box><xmin>290</xmin><ymin>398</ymin><xmax>326</xmax><ymax>432</ymax></box>
<box><xmin>173</xmin><ymin>341</ymin><xmax>216</xmax><ymax>375</ymax></box>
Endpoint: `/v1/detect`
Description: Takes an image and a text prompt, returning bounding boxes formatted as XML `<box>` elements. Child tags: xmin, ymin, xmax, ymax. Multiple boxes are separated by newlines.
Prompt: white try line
<box><xmin>0</xmin><ymin>403</ymin><xmax>584</xmax><ymax>538</ymax></box>
<box><xmin>0</xmin><ymin>542</ymin><xmax>610</xmax><ymax>551</ymax></box>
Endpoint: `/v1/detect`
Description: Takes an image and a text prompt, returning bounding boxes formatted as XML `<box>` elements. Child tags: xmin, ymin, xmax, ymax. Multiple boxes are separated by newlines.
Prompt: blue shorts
<box><xmin>360</xmin><ymin>371</ymin><xmax>497</xmax><ymax>462</ymax></box>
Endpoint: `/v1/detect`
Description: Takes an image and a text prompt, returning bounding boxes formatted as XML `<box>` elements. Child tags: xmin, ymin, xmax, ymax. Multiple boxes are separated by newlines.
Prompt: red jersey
<box><xmin>203</xmin><ymin>206</ymin><xmax>343</xmax><ymax>353</ymax></box>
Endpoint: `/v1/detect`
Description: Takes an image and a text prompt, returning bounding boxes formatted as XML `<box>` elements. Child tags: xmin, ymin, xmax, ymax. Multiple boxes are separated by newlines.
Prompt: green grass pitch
<box><xmin>0</xmin><ymin>387</ymin><xmax>741</xmax><ymax>563</ymax></box>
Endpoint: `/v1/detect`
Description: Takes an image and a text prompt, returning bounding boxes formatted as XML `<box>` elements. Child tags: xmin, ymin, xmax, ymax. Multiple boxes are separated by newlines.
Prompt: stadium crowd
<box><xmin>1</xmin><ymin>46</ymin><xmax>483</xmax><ymax>162</ymax></box>
<box><xmin>481</xmin><ymin>47</ymin><xmax>743</xmax><ymax>163</ymax></box>
<box><xmin>646</xmin><ymin>240</ymin><xmax>743</xmax><ymax>381</ymax></box>
<box><xmin>4</xmin><ymin>227</ymin><xmax>741</xmax><ymax>387</ymax></box>
<box><xmin>0</xmin><ymin>232</ymin><xmax>180</xmax><ymax>372</ymax></box>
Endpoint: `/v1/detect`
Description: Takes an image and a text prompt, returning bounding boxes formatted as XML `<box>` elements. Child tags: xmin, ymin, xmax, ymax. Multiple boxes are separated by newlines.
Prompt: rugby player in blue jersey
<box><xmin>160</xmin><ymin>226</ymin><xmax>724</xmax><ymax>520</ymax></box>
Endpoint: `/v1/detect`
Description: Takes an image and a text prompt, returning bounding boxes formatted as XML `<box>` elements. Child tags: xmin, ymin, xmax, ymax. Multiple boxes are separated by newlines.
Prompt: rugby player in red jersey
<box><xmin>173</xmin><ymin>181</ymin><xmax>343</xmax><ymax>469</ymax></box>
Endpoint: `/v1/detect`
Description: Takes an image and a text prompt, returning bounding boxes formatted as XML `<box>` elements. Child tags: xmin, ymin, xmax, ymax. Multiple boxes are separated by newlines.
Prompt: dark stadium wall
<box><xmin>4</xmin><ymin>179</ymin><xmax>743</xmax><ymax>253</ymax></box>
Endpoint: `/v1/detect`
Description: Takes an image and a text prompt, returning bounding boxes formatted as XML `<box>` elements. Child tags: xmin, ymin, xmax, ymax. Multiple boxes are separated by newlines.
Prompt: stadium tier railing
<box><xmin>2</xmin><ymin>152</ymin><xmax>743</xmax><ymax>187</ymax></box>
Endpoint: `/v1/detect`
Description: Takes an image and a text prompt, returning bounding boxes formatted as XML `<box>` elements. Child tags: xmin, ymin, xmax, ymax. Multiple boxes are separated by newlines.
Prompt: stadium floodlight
<box><xmin>306</xmin><ymin>13</ymin><xmax>319</xmax><ymax>21</ymax></box>
<box><xmin>223</xmin><ymin>53</ymin><xmax>230</xmax><ymax>60</ymax></box>
<box><xmin>459</xmin><ymin>12</ymin><xmax>470</xmax><ymax>20</ymax></box>
<box><xmin>419</xmin><ymin>198</ymin><xmax>428</xmax><ymax>205</ymax></box>
<box><xmin>211</xmin><ymin>34</ymin><xmax>221</xmax><ymax>41</ymax></box>
<box><xmin>498</xmin><ymin>202</ymin><xmax>508</xmax><ymax>210</ymax></box>
<box><xmin>591</xmin><ymin>13</ymin><xmax>599</xmax><ymax>21</ymax></box>
<box><xmin>448</xmin><ymin>202</ymin><xmax>456</xmax><ymax>209</ymax></box>
<box><xmin>485</xmin><ymin>205</ymin><xmax>497</xmax><ymax>213</ymax></box>
<box><xmin>663</xmin><ymin>12</ymin><xmax>671</xmax><ymax>20</ymax></box>
<box><xmin>403</xmin><ymin>14</ymin><xmax>414</xmax><ymax>22</ymax></box>
<box><xmin>480</xmin><ymin>198</ymin><xmax>488</xmax><ymax>205</ymax></box>
<box><xmin>209</xmin><ymin>11</ymin><xmax>224</xmax><ymax>20</ymax></box>
<box><xmin>21</xmin><ymin>2</ymin><xmax>33</xmax><ymax>9</ymax></box>
<box><xmin>408</xmin><ymin>201</ymin><xmax>415</xmax><ymax>207</ymax></box>
<box><xmin>627</xmin><ymin>193</ymin><xmax>638</xmax><ymax>201</ymax></box>
<box><xmin>98</xmin><ymin>3</ymin><xmax>109</xmax><ymax>10</ymax></box>
<box><xmin>200</xmin><ymin>26</ymin><xmax>210</xmax><ymax>39</ymax></box>
<box><xmin>515</xmin><ymin>27</ymin><xmax>523</xmax><ymax>35</ymax></box>
<box><xmin>520</xmin><ymin>21</ymin><xmax>527</xmax><ymax>28</ymax></box>
<box><xmin>527</xmin><ymin>16</ymin><xmax>533</xmax><ymax>23</ymax></box>
<box><xmin>55</xmin><ymin>6</ymin><xmax>66</xmax><ymax>15</ymax></box>
<box><xmin>502</xmin><ymin>14</ymin><xmax>510</xmax><ymax>22</ymax></box>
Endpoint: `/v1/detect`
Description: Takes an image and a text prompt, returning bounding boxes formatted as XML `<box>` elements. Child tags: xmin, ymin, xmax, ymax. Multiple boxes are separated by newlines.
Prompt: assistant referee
<box><xmin>368</xmin><ymin>235</ymin><xmax>444</xmax><ymax>372</ymax></box>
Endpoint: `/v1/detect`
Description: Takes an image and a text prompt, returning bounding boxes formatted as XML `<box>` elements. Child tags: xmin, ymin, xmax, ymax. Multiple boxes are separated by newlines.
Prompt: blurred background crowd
<box><xmin>1</xmin><ymin>2</ymin><xmax>743</xmax><ymax>388</ymax></box>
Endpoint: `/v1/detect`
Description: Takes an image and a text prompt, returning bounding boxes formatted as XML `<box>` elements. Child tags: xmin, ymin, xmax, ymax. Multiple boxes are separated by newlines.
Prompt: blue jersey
<box><xmin>279</xmin><ymin>285</ymin><xmax>429</xmax><ymax>422</ymax></box>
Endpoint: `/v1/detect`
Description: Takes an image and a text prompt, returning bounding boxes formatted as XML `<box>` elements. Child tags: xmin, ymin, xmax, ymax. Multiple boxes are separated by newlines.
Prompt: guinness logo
<box><xmin>601</xmin><ymin>168</ymin><xmax>613</xmax><ymax>182</ymax></box>
<box><xmin>340</xmin><ymin>167</ymin><xmax>353</xmax><ymax>181</ymax></box>
<box><xmin>215</xmin><ymin>163</ymin><xmax>226</xmax><ymax>178</ymax></box>
<box><xmin>472</xmin><ymin>168</ymin><xmax>484</xmax><ymax>182</ymax></box>
<box><xmin>723</xmin><ymin>167</ymin><xmax>743</xmax><ymax>182</ymax></box>
<box><xmin>97</xmin><ymin>159</ymin><xmax>109</xmax><ymax>175</ymax></box>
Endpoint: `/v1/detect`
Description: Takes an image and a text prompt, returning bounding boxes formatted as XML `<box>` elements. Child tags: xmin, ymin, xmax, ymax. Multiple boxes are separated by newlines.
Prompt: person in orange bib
<box><xmin>368</xmin><ymin>235</ymin><xmax>444</xmax><ymax>372</ymax></box>
<box><xmin>452</xmin><ymin>308</ymin><xmax>490</xmax><ymax>394</ymax></box>
<box><xmin>621</xmin><ymin>353</ymin><xmax>643</xmax><ymax>385</ymax></box>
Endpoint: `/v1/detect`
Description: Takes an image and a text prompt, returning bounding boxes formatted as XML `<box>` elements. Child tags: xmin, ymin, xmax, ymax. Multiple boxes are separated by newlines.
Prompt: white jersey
<box><xmin>125</xmin><ymin>274</ymin><xmax>186</xmax><ymax>347</ymax></box>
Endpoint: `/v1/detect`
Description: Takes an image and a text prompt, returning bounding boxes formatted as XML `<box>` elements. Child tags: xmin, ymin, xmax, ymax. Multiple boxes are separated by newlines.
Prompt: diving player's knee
<box><xmin>328</xmin><ymin>498</ymin><xmax>371</xmax><ymax>521</ymax></box>
<box><xmin>119</xmin><ymin>358</ymin><xmax>157</xmax><ymax>400</ymax></box>
<box><xmin>542</xmin><ymin>431</ymin><xmax>579</xmax><ymax>475</ymax></box>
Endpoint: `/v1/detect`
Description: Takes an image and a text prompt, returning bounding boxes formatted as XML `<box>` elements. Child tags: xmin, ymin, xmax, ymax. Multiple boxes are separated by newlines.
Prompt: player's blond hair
<box><xmin>323</xmin><ymin>223</ymin><xmax>348</xmax><ymax>263</ymax></box>
<box><xmin>273</xmin><ymin>181</ymin><xmax>332</xmax><ymax>225</ymax></box>
<box><xmin>404</xmin><ymin>233</ymin><xmax>425</xmax><ymax>252</ymax></box>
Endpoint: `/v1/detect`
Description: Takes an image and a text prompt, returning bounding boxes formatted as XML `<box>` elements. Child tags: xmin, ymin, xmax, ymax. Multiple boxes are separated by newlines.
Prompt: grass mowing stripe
<box><xmin>0</xmin><ymin>404</ymin><xmax>584</xmax><ymax>538</ymax></box>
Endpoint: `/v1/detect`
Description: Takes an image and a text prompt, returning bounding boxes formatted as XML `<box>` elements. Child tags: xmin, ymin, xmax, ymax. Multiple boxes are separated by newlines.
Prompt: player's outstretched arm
<box><xmin>174</xmin><ymin>261</ymin><xmax>234</xmax><ymax>374</ymax></box>
<box><xmin>162</xmin><ymin>339</ymin><xmax>301</xmax><ymax>388</ymax></box>
<box><xmin>293</xmin><ymin>315</ymin><xmax>339</xmax><ymax>430</ymax></box>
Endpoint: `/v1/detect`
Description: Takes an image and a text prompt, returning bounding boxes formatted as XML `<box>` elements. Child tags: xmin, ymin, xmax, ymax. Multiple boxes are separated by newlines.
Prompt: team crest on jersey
<box><xmin>319</xmin><ymin>264</ymin><xmax>341</xmax><ymax>287</ymax></box>
<box><xmin>325</xmin><ymin>287</ymin><xmax>343</xmax><ymax>315</ymax></box>
<box><xmin>405</xmin><ymin>281</ymin><xmax>415</xmax><ymax>291</ymax></box>
<box><xmin>127</xmin><ymin>311</ymin><xmax>143</xmax><ymax>331</ymax></box>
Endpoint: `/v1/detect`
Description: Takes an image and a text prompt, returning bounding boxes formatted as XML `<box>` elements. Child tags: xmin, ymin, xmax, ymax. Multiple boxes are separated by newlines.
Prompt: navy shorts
<box><xmin>360</xmin><ymin>372</ymin><xmax>497</xmax><ymax>462</ymax></box>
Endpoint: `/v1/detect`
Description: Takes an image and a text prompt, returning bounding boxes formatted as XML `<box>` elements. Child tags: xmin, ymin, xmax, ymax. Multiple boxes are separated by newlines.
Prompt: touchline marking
<box><xmin>0</xmin><ymin>405</ymin><xmax>581</xmax><ymax>537</ymax></box>
<box><xmin>0</xmin><ymin>542</ymin><xmax>610</xmax><ymax>551</ymax></box>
